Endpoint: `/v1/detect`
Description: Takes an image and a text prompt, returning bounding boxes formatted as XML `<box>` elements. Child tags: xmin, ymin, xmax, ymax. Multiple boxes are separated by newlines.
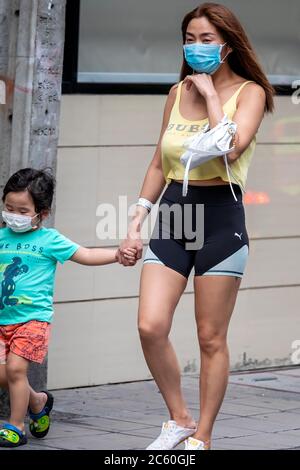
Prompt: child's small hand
<box><xmin>121</xmin><ymin>247</ymin><xmax>138</xmax><ymax>265</ymax></box>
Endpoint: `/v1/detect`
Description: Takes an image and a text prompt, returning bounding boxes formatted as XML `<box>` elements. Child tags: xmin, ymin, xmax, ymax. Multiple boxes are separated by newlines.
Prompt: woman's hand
<box><xmin>183</xmin><ymin>73</ymin><xmax>217</xmax><ymax>98</ymax></box>
<box><xmin>117</xmin><ymin>232</ymin><xmax>143</xmax><ymax>266</ymax></box>
<box><xmin>116</xmin><ymin>247</ymin><xmax>138</xmax><ymax>266</ymax></box>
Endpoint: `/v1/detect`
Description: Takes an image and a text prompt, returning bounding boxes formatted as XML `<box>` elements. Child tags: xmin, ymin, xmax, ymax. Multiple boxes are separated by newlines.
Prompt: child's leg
<box><xmin>0</xmin><ymin>360</ymin><xmax>48</xmax><ymax>422</ymax></box>
<box><xmin>6</xmin><ymin>352</ymin><xmax>30</xmax><ymax>431</ymax></box>
<box><xmin>0</xmin><ymin>364</ymin><xmax>7</xmax><ymax>388</ymax></box>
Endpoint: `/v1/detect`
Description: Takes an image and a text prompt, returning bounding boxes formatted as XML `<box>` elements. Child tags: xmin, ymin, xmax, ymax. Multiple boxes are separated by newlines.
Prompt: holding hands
<box><xmin>116</xmin><ymin>233</ymin><xmax>143</xmax><ymax>267</ymax></box>
<box><xmin>116</xmin><ymin>198</ymin><xmax>151</xmax><ymax>267</ymax></box>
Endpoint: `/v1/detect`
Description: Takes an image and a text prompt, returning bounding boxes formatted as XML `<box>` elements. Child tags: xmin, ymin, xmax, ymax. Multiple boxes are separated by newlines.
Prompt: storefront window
<box><xmin>77</xmin><ymin>0</ymin><xmax>300</xmax><ymax>86</ymax></box>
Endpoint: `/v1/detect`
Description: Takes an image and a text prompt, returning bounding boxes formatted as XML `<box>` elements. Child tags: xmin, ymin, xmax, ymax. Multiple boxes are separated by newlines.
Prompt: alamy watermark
<box><xmin>96</xmin><ymin>196</ymin><xmax>205</xmax><ymax>250</ymax></box>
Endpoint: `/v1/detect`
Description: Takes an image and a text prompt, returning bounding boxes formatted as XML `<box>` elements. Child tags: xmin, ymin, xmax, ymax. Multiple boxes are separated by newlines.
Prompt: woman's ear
<box><xmin>222</xmin><ymin>45</ymin><xmax>233</xmax><ymax>61</ymax></box>
<box><xmin>226</xmin><ymin>44</ymin><xmax>233</xmax><ymax>55</ymax></box>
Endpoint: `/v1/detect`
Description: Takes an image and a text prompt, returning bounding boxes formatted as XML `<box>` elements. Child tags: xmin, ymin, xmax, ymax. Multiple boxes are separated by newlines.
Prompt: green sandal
<box><xmin>29</xmin><ymin>390</ymin><xmax>54</xmax><ymax>438</ymax></box>
<box><xmin>0</xmin><ymin>423</ymin><xmax>27</xmax><ymax>447</ymax></box>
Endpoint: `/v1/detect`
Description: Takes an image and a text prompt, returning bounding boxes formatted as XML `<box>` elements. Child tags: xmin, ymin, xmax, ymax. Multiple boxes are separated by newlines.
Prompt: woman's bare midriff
<box><xmin>173</xmin><ymin>177</ymin><xmax>230</xmax><ymax>186</ymax></box>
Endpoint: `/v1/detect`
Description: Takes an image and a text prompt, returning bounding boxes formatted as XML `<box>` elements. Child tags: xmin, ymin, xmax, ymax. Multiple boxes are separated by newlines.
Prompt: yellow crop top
<box><xmin>161</xmin><ymin>80</ymin><xmax>256</xmax><ymax>193</ymax></box>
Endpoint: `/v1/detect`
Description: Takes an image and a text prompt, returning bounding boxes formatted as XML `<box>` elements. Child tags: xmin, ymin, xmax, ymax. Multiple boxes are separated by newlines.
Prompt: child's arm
<box><xmin>70</xmin><ymin>246</ymin><xmax>137</xmax><ymax>266</ymax></box>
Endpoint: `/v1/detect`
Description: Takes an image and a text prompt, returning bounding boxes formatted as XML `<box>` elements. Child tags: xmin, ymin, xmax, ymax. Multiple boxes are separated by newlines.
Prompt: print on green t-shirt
<box><xmin>0</xmin><ymin>226</ymin><xmax>80</xmax><ymax>325</ymax></box>
<box><xmin>0</xmin><ymin>256</ymin><xmax>32</xmax><ymax>309</ymax></box>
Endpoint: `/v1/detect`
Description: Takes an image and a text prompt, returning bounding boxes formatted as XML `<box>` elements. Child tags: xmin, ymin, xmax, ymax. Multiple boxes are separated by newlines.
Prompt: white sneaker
<box><xmin>146</xmin><ymin>420</ymin><xmax>196</xmax><ymax>450</ymax></box>
<box><xmin>184</xmin><ymin>436</ymin><xmax>210</xmax><ymax>450</ymax></box>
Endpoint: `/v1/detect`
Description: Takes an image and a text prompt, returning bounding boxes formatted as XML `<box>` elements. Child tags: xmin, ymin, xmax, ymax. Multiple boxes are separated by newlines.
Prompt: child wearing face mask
<box><xmin>0</xmin><ymin>167</ymin><xmax>137</xmax><ymax>447</ymax></box>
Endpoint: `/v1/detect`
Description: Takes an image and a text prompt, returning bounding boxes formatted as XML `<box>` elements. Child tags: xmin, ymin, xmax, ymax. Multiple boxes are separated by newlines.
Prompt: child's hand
<box><xmin>120</xmin><ymin>247</ymin><xmax>138</xmax><ymax>266</ymax></box>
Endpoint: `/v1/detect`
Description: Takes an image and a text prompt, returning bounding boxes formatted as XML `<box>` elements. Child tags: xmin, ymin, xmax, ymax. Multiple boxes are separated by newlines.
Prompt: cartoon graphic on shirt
<box><xmin>0</xmin><ymin>257</ymin><xmax>29</xmax><ymax>310</ymax></box>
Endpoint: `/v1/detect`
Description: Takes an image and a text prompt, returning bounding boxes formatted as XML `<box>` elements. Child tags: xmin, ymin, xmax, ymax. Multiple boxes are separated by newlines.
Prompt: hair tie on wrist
<box><xmin>136</xmin><ymin>197</ymin><xmax>153</xmax><ymax>212</ymax></box>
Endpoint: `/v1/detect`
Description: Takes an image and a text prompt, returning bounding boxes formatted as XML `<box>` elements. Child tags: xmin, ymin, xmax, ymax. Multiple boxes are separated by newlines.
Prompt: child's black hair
<box><xmin>2</xmin><ymin>168</ymin><xmax>56</xmax><ymax>213</ymax></box>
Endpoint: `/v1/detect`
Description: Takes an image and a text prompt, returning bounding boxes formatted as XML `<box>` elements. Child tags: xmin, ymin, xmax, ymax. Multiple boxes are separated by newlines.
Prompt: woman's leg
<box><xmin>1</xmin><ymin>353</ymin><xmax>48</xmax><ymax>431</ymax></box>
<box><xmin>193</xmin><ymin>274</ymin><xmax>242</xmax><ymax>446</ymax></box>
<box><xmin>138</xmin><ymin>263</ymin><xmax>195</xmax><ymax>428</ymax></box>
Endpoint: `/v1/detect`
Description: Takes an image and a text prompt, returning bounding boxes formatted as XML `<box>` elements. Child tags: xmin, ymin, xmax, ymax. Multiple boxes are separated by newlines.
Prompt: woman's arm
<box><xmin>205</xmin><ymin>81</ymin><xmax>266</xmax><ymax>163</ymax></box>
<box><xmin>224</xmin><ymin>83</ymin><xmax>266</xmax><ymax>162</ymax></box>
<box><xmin>183</xmin><ymin>73</ymin><xmax>223</xmax><ymax>128</ymax></box>
<box><xmin>183</xmin><ymin>74</ymin><xmax>266</xmax><ymax>164</ymax></box>
<box><xmin>118</xmin><ymin>84</ymin><xmax>178</xmax><ymax>265</ymax></box>
<box><xmin>129</xmin><ymin>83</ymin><xmax>179</xmax><ymax>232</ymax></box>
<box><xmin>70</xmin><ymin>246</ymin><xmax>137</xmax><ymax>266</ymax></box>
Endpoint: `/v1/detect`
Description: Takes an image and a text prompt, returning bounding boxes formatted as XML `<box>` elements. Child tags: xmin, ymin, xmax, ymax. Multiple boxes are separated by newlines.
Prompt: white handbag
<box><xmin>180</xmin><ymin>114</ymin><xmax>242</xmax><ymax>201</ymax></box>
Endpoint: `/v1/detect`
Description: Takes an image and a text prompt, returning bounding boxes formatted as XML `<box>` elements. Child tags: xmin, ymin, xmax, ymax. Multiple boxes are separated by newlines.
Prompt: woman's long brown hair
<box><xmin>180</xmin><ymin>2</ymin><xmax>274</xmax><ymax>113</ymax></box>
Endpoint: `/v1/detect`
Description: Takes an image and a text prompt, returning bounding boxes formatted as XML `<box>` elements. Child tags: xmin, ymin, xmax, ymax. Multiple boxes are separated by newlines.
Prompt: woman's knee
<box><xmin>197</xmin><ymin>327</ymin><xmax>227</xmax><ymax>356</ymax></box>
<box><xmin>138</xmin><ymin>319</ymin><xmax>169</xmax><ymax>343</ymax></box>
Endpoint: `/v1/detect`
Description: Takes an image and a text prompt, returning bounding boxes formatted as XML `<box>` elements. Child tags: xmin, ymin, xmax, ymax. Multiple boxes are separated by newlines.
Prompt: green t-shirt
<box><xmin>0</xmin><ymin>226</ymin><xmax>80</xmax><ymax>325</ymax></box>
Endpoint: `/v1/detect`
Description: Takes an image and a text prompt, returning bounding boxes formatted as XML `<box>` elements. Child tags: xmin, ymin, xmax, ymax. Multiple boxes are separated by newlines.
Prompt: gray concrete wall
<box><xmin>48</xmin><ymin>93</ymin><xmax>300</xmax><ymax>389</ymax></box>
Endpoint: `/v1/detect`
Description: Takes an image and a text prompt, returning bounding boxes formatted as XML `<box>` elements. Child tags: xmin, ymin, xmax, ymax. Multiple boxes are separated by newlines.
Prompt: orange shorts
<box><xmin>0</xmin><ymin>320</ymin><xmax>51</xmax><ymax>364</ymax></box>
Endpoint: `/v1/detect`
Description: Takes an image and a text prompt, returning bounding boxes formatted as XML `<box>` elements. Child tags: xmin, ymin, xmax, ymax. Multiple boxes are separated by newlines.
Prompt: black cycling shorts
<box><xmin>143</xmin><ymin>180</ymin><xmax>249</xmax><ymax>279</ymax></box>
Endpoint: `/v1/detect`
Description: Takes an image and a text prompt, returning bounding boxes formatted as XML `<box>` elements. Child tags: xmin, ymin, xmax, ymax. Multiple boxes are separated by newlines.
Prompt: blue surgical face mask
<box><xmin>183</xmin><ymin>42</ymin><xmax>229</xmax><ymax>75</ymax></box>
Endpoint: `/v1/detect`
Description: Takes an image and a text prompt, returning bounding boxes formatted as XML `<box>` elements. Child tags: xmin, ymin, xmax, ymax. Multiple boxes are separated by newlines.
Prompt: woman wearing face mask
<box><xmin>117</xmin><ymin>2</ymin><xmax>274</xmax><ymax>450</ymax></box>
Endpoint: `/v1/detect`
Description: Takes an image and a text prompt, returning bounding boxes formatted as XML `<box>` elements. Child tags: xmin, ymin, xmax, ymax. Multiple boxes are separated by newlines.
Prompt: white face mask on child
<box><xmin>2</xmin><ymin>211</ymin><xmax>40</xmax><ymax>233</ymax></box>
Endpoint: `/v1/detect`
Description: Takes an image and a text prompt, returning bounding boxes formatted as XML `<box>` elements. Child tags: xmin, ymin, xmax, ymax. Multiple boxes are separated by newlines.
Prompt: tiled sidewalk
<box><xmin>1</xmin><ymin>367</ymin><xmax>300</xmax><ymax>450</ymax></box>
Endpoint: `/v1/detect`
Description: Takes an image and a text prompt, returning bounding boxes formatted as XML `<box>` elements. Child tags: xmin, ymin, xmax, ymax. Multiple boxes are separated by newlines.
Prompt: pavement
<box><xmin>1</xmin><ymin>366</ymin><xmax>300</xmax><ymax>450</ymax></box>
